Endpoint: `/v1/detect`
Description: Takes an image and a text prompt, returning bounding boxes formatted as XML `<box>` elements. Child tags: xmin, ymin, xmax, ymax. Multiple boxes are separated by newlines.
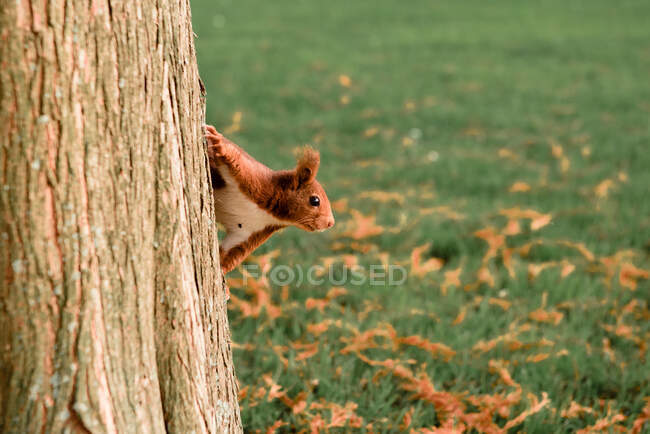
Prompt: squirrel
<box><xmin>205</xmin><ymin>125</ymin><xmax>335</xmax><ymax>274</ymax></box>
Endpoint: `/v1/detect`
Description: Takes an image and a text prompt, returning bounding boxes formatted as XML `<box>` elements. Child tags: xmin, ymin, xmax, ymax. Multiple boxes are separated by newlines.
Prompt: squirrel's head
<box><xmin>279</xmin><ymin>147</ymin><xmax>334</xmax><ymax>232</ymax></box>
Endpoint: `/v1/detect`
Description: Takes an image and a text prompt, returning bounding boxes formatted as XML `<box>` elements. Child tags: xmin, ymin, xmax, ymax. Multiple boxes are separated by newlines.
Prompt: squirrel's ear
<box><xmin>295</xmin><ymin>147</ymin><xmax>320</xmax><ymax>188</ymax></box>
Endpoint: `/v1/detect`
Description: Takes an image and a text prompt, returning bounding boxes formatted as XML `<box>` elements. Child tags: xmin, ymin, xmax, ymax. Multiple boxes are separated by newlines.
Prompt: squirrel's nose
<box><xmin>327</xmin><ymin>218</ymin><xmax>335</xmax><ymax>228</ymax></box>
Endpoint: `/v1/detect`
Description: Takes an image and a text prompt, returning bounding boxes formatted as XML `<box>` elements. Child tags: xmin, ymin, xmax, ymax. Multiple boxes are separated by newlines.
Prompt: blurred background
<box><xmin>192</xmin><ymin>0</ymin><xmax>650</xmax><ymax>431</ymax></box>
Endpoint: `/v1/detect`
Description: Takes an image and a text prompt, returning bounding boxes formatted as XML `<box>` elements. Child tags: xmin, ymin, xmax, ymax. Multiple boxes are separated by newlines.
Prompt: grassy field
<box><xmin>192</xmin><ymin>0</ymin><xmax>650</xmax><ymax>431</ymax></box>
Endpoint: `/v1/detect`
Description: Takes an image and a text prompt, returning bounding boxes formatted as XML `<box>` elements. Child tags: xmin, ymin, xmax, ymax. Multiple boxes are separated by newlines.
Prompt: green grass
<box><xmin>192</xmin><ymin>0</ymin><xmax>650</xmax><ymax>431</ymax></box>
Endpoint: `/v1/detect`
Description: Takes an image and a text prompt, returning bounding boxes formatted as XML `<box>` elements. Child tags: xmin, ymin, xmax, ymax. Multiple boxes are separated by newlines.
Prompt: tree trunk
<box><xmin>0</xmin><ymin>1</ymin><xmax>241</xmax><ymax>432</ymax></box>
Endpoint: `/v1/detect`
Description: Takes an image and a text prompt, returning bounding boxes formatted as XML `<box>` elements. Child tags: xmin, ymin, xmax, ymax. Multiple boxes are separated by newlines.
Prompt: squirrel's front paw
<box><xmin>205</xmin><ymin>125</ymin><xmax>225</xmax><ymax>159</ymax></box>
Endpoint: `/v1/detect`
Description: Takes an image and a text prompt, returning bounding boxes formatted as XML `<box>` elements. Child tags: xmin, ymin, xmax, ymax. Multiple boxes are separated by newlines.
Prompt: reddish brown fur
<box><xmin>206</xmin><ymin>125</ymin><xmax>334</xmax><ymax>273</ymax></box>
<box><xmin>220</xmin><ymin>225</ymin><xmax>284</xmax><ymax>273</ymax></box>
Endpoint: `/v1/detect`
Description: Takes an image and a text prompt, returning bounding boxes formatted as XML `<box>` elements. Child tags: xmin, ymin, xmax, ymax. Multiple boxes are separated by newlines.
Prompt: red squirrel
<box><xmin>205</xmin><ymin>125</ymin><xmax>335</xmax><ymax>273</ymax></box>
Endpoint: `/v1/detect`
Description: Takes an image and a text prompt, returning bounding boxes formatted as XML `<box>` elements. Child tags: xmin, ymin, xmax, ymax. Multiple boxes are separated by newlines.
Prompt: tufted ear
<box><xmin>294</xmin><ymin>147</ymin><xmax>320</xmax><ymax>188</ymax></box>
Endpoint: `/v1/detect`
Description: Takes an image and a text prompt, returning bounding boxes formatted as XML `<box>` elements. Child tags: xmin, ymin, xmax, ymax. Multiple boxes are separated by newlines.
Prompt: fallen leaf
<box><xmin>529</xmin><ymin>308</ymin><xmax>563</xmax><ymax>325</ymax></box>
<box><xmin>503</xmin><ymin>392</ymin><xmax>550</xmax><ymax>430</ymax></box>
<box><xmin>331</xmin><ymin>198</ymin><xmax>348</xmax><ymax>213</ymax></box>
<box><xmin>452</xmin><ymin>306</ymin><xmax>467</xmax><ymax>325</ymax></box>
<box><xmin>358</xmin><ymin>190</ymin><xmax>405</xmax><ymax>204</ymax></box>
<box><xmin>363</xmin><ymin>127</ymin><xmax>379</xmax><ymax>138</ymax></box>
<box><xmin>398</xmin><ymin>335</ymin><xmax>456</xmax><ymax>361</ymax></box>
<box><xmin>266</xmin><ymin>420</ymin><xmax>287</xmax><ymax>434</ymax></box>
<box><xmin>631</xmin><ymin>397</ymin><xmax>650</xmax><ymax>434</ymax></box>
<box><xmin>577</xmin><ymin>411</ymin><xmax>626</xmax><ymax>434</ymax></box>
<box><xmin>509</xmin><ymin>181</ymin><xmax>531</xmax><ymax>193</ymax></box>
<box><xmin>441</xmin><ymin>267</ymin><xmax>462</xmax><ymax>295</ymax></box>
<box><xmin>410</xmin><ymin>243</ymin><xmax>444</xmax><ymax>277</ymax></box>
<box><xmin>595</xmin><ymin>179</ymin><xmax>615</xmax><ymax>198</ymax></box>
<box><xmin>474</xmin><ymin>227</ymin><xmax>505</xmax><ymax>261</ymax></box>
<box><xmin>526</xmin><ymin>353</ymin><xmax>550</xmax><ymax>363</ymax></box>
<box><xmin>340</xmin><ymin>209</ymin><xmax>384</xmax><ymax>240</ymax></box>
<box><xmin>619</xmin><ymin>263</ymin><xmax>649</xmax><ymax>290</ymax></box>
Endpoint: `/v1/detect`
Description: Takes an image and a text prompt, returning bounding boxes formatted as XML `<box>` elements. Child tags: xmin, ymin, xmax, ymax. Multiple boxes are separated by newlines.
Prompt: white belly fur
<box><xmin>212</xmin><ymin>163</ymin><xmax>284</xmax><ymax>251</ymax></box>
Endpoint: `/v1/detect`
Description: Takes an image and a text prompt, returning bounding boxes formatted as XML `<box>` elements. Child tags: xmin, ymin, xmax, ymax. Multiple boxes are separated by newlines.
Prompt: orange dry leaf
<box><xmin>340</xmin><ymin>325</ymin><xmax>396</xmax><ymax>354</ymax></box>
<box><xmin>329</xmin><ymin>402</ymin><xmax>364</xmax><ymax>429</ymax></box>
<box><xmin>502</xmin><ymin>248</ymin><xmax>517</xmax><ymax>278</ymax></box>
<box><xmin>576</xmin><ymin>411</ymin><xmax>626</xmax><ymax>434</ymax></box>
<box><xmin>224</xmin><ymin>111</ymin><xmax>243</xmax><ymax>134</ymax></box>
<box><xmin>248</xmin><ymin>249</ymin><xmax>281</xmax><ymax>274</ymax></box>
<box><xmin>474</xmin><ymin>227</ymin><xmax>505</xmax><ymax>261</ymax></box>
<box><xmin>305</xmin><ymin>287</ymin><xmax>347</xmax><ymax>312</ymax></box>
<box><xmin>550</xmin><ymin>142</ymin><xmax>563</xmax><ymax>158</ymax></box>
<box><xmin>529</xmin><ymin>308</ymin><xmax>563</xmax><ymax>325</ymax></box>
<box><xmin>402</xmin><ymin>136</ymin><xmax>415</xmax><ymax>147</ymax></box>
<box><xmin>489</xmin><ymin>360</ymin><xmax>519</xmax><ymax>388</ymax></box>
<box><xmin>419</xmin><ymin>206</ymin><xmax>465</xmax><ymax>220</ymax></box>
<box><xmin>452</xmin><ymin>306</ymin><xmax>467</xmax><ymax>325</ymax></box>
<box><xmin>561</xmin><ymin>262</ymin><xmax>576</xmax><ymax>277</ymax></box>
<box><xmin>509</xmin><ymin>181</ymin><xmax>531</xmax><ymax>193</ymax></box>
<box><xmin>561</xmin><ymin>401</ymin><xmax>595</xmax><ymax>418</ymax></box>
<box><xmin>498</xmin><ymin>148</ymin><xmax>518</xmax><ymax>160</ymax></box>
<box><xmin>475</xmin><ymin>324</ymin><xmax>530</xmax><ymax>354</ymax></box>
<box><xmin>594</xmin><ymin>179</ymin><xmax>615</xmax><ymax>198</ymax></box>
<box><xmin>488</xmin><ymin>297</ymin><xmax>511</xmax><ymax>311</ymax></box>
<box><xmin>400</xmin><ymin>407</ymin><xmax>415</xmax><ymax>431</ymax></box>
<box><xmin>602</xmin><ymin>323</ymin><xmax>642</xmax><ymax>346</ymax></box>
<box><xmin>502</xmin><ymin>219</ymin><xmax>521</xmax><ymax>236</ymax></box>
<box><xmin>410</xmin><ymin>244</ymin><xmax>444</xmax><ymax>277</ymax></box>
<box><xmin>528</xmin><ymin>260</ymin><xmax>575</xmax><ymax>280</ymax></box>
<box><xmin>305</xmin><ymin>298</ymin><xmax>328</xmax><ymax>312</ymax></box>
<box><xmin>330</xmin><ymin>240</ymin><xmax>375</xmax><ymax>253</ymax></box>
<box><xmin>549</xmin><ymin>139</ymin><xmax>570</xmax><ymax>173</ymax></box>
<box><xmin>363</xmin><ymin>126</ymin><xmax>379</xmax><ymax>138</ymax></box>
<box><xmin>631</xmin><ymin>397</ymin><xmax>650</xmax><ymax>434</ymax></box>
<box><xmin>499</xmin><ymin>207</ymin><xmax>552</xmax><ymax>231</ymax></box>
<box><xmin>307</xmin><ymin>321</ymin><xmax>332</xmax><ymax>336</ymax></box>
<box><xmin>293</xmin><ymin>342</ymin><xmax>319</xmax><ymax>362</ymax></box>
<box><xmin>266</xmin><ymin>420</ymin><xmax>287</xmax><ymax>434</ymax></box>
<box><xmin>291</xmin><ymin>394</ymin><xmax>308</xmax><ymax>415</ymax></box>
<box><xmin>331</xmin><ymin>198</ymin><xmax>348</xmax><ymax>212</ymax></box>
<box><xmin>341</xmin><ymin>209</ymin><xmax>384</xmax><ymax>240</ymax></box>
<box><xmin>526</xmin><ymin>353</ymin><xmax>550</xmax><ymax>363</ymax></box>
<box><xmin>262</xmin><ymin>374</ymin><xmax>286</xmax><ymax>402</ymax></box>
<box><xmin>228</xmin><ymin>277</ymin><xmax>282</xmax><ymax>320</ymax></box>
<box><xmin>530</xmin><ymin>213</ymin><xmax>552</xmax><ymax>231</ymax></box>
<box><xmin>476</xmin><ymin>265</ymin><xmax>495</xmax><ymax>287</ymax></box>
<box><xmin>358</xmin><ymin>190</ymin><xmax>405</xmax><ymax>204</ymax></box>
<box><xmin>397</xmin><ymin>335</ymin><xmax>456</xmax><ymax>361</ymax></box>
<box><xmin>309</xmin><ymin>400</ymin><xmax>364</xmax><ymax>429</ymax></box>
<box><xmin>619</xmin><ymin>263</ymin><xmax>649</xmax><ymax>290</ymax></box>
<box><xmin>308</xmin><ymin>414</ymin><xmax>326</xmax><ymax>433</ymax></box>
<box><xmin>327</xmin><ymin>286</ymin><xmax>348</xmax><ymax>298</ymax></box>
<box><xmin>441</xmin><ymin>267</ymin><xmax>462</xmax><ymax>295</ymax></box>
<box><xmin>238</xmin><ymin>386</ymin><xmax>249</xmax><ymax>402</ymax></box>
<box><xmin>503</xmin><ymin>392</ymin><xmax>550</xmax><ymax>430</ymax></box>
<box><xmin>338</xmin><ymin>74</ymin><xmax>352</xmax><ymax>87</ymax></box>
<box><xmin>528</xmin><ymin>262</ymin><xmax>554</xmax><ymax>279</ymax></box>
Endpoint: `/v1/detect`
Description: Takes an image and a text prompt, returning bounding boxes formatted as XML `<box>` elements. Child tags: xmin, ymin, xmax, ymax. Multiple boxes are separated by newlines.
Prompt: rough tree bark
<box><xmin>0</xmin><ymin>0</ymin><xmax>241</xmax><ymax>432</ymax></box>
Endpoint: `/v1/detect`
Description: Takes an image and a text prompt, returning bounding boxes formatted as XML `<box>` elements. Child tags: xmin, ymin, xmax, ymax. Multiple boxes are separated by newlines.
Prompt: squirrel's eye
<box><xmin>309</xmin><ymin>196</ymin><xmax>320</xmax><ymax>207</ymax></box>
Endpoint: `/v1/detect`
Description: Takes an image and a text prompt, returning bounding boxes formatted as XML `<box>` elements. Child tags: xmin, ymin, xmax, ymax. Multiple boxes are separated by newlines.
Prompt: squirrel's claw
<box><xmin>204</xmin><ymin>124</ymin><xmax>219</xmax><ymax>135</ymax></box>
<box><xmin>205</xmin><ymin>126</ymin><xmax>225</xmax><ymax>160</ymax></box>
